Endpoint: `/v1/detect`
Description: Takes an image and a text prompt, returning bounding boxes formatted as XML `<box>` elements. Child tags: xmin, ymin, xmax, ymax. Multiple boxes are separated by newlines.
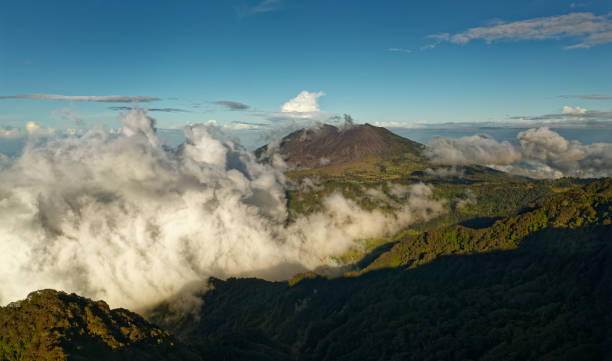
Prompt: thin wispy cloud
<box><xmin>206</xmin><ymin>119</ymin><xmax>262</xmax><ymax>130</ymax></box>
<box><xmin>510</xmin><ymin>106</ymin><xmax>612</xmax><ymax>124</ymax></box>
<box><xmin>425</xmin><ymin>12</ymin><xmax>612</xmax><ymax>50</ymax></box>
<box><xmin>560</xmin><ymin>93</ymin><xmax>612</xmax><ymax>100</ymax></box>
<box><xmin>0</xmin><ymin>94</ymin><xmax>160</xmax><ymax>103</ymax></box>
<box><xmin>251</xmin><ymin>0</ymin><xmax>283</xmax><ymax>13</ymax></box>
<box><xmin>52</xmin><ymin>107</ymin><xmax>83</xmax><ymax>125</ymax></box>
<box><xmin>373</xmin><ymin>105</ymin><xmax>612</xmax><ymax>130</ymax></box>
<box><xmin>109</xmin><ymin>106</ymin><xmax>189</xmax><ymax>113</ymax></box>
<box><xmin>213</xmin><ymin>100</ymin><xmax>250</xmax><ymax>111</ymax></box>
<box><xmin>387</xmin><ymin>47</ymin><xmax>412</xmax><ymax>54</ymax></box>
<box><xmin>421</xmin><ymin>33</ymin><xmax>451</xmax><ymax>50</ymax></box>
<box><xmin>235</xmin><ymin>0</ymin><xmax>284</xmax><ymax>18</ymax></box>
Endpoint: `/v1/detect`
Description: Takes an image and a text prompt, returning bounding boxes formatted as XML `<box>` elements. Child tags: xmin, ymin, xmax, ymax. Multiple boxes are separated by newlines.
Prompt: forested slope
<box><xmin>152</xmin><ymin>179</ymin><xmax>612</xmax><ymax>361</ymax></box>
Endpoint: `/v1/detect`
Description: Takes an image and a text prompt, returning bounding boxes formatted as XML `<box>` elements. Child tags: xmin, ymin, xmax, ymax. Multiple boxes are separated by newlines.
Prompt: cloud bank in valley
<box><xmin>0</xmin><ymin>109</ymin><xmax>445</xmax><ymax>311</ymax></box>
<box><xmin>425</xmin><ymin>127</ymin><xmax>612</xmax><ymax>178</ymax></box>
<box><xmin>425</xmin><ymin>134</ymin><xmax>521</xmax><ymax>166</ymax></box>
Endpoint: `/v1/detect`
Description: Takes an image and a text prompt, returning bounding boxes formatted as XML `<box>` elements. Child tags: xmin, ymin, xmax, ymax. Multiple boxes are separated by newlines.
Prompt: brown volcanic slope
<box><xmin>258</xmin><ymin>123</ymin><xmax>424</xmax><ymax>169</ymax></box>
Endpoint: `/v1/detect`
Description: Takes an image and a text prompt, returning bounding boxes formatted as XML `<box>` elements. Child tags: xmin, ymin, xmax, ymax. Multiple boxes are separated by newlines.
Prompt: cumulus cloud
<box><xmin>562</xmin><ymin>105</ymin><xmax>587</xmax><ymax>114</ymax></box>
<box><xmin>213</xmin><ymin>100</ymin><xmax>250</xmax><ymax>111</ymax></box>
<box><xmin>64</xmin><ymin>128</ymin><xmax>85</xmax><ymax>137</ymax></box>
<box><xmin>424</xmin><ymin>127</ymin><xmax>612</xmax><ymax>178</ymax></box>
<box><xmin>425</xmin><ymin>134</ymin><xmax>521</xmax><ymax>165</ymax></box>
<box><xmin>281</xmin><ymin>90</ymin><xmax>325</xmax><ymax>113</ymax></box>
<box><xmin>0</xmin><ymin>94</ymin><xmax>160</xmax><ymax>103</ymax></box>
<box><xmin>0</xmin><ymin>108</ymin><xmax>446</xmax><ymax>311</ymax></box>
<box><xmin>512</xmin><ymin>127</ymin><xmax>612</xmax><ymax>178</ymax></box>
<box><xmin>426</xmin><ymin>12</ymin><xmax>612</xmax><ymax>49</ymax></box>
<box><xmin>25</xmin><ymin>121</ymin><xmax>55</xmax><ymax>137</ymax></box>
<box><xmin>0</xmin><ymin>153</ymin><xmax>12</xmax><ymax>169</ymax></box>
<box><xmin>0</xmin><ymin>127</ymin><xmax>23</xmax><ymax>139</ymax></box>
<box><xmin>260</xmin><ymin>90</ymin><xmax>337</xmax><ymax>129</ymax></box>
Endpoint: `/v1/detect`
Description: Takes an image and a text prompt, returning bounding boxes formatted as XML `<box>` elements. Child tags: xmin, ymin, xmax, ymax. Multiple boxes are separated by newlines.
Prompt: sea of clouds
<box><xmin>0</xmin><ymin>109</ymin><xmax>446</xmax><ymax>310</ymax></box>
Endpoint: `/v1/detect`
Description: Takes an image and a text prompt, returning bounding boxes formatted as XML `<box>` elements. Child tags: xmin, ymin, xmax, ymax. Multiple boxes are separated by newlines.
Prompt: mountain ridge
<box><xmin>0</xmin><ymin>289</ymin><xmax>201</xmax><ymax>361</ymax></box>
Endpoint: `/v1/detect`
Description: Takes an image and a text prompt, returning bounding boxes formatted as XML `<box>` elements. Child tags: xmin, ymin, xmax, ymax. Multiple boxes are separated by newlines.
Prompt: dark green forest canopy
<box><xmin>151</xmin><ymin>178</ymin><xmax>612</xmax><ymax>361</ymax></box>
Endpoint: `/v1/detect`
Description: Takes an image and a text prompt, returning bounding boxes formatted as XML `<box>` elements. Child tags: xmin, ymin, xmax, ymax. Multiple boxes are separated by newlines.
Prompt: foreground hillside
<box><xmin>0</xmin><ymin>290</ymin><xmax>201</xmax><ymax>361</ymax></box>
<box><xmin>152</xmin><ymin>179</ymin><xmax>611</xmax><ymax>360</ymax></box>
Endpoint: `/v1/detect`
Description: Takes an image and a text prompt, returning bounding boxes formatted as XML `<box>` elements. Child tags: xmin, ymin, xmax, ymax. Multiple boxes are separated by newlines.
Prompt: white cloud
<box><xmin>25</xmin><ymin>121</ymin><xmax>55</xmax><ymax>137</ymax></box>
<box><xmin>65</xmin><ymin>128</ymin><xmax>85</xmax><ymax>136</ymax></box>
<box><xmin>0</xmin><ymin>127</ymin><xmax>23</xmax><ymax>139</ymax></box>
<box><xmin>425</xmin><ymin>134</ymin><xmax>521</xmax><ymax>165</ymax></box>
<box><xmin>281</xmin><ymin>90</ymin><xmax>325</xmax><ymax>113</ymax></box>
<box><xmin>424</xmin><ymin>166</ymin><xmax>465</xmax><ymax>177</ymax></box>
<box><xmin>427</xmin><ymin>12</ymin><xmax>612</xmax><ymax>49</ymax></box>
<box><xmin>562</xmin><ymin>105</ymin><xmax>587</xmax><ymax>114</ymax></box>
<box><xmin>424</xmin><ymin>127</ymin><xmax>612</xmax><ymax>179</ymax></box>
<box><xmin>205</xmin><ymin>119</ymin><xmax>260</xmax><ymax>130</ymax></box>
<box><xmin>0</xmin><ymin>108</ymin><xmax>446</xmax><ymax>311</ymax></box>
<box><xmin>230</xmin><ymin>122</ymin><xmax>259</xmax><ymax>130</ymax></box>
<box><xmin>455</xmin><ymin>189</ymin><xmax>477</xmax><ymax>209</ymax></box>
<box><xmin>258</xmin><ymin>90</ymin><xmax>337</xmax><ymax>130</ymax></box>
<box><xmin>373</xmin><ymin>121</ymin><xmax>426</xmax><ymax>129</ymax></box>
<box><xmin>512</xmin><ymin>127</ymin><xmax>612</xmax><ymax>178</ymax></box>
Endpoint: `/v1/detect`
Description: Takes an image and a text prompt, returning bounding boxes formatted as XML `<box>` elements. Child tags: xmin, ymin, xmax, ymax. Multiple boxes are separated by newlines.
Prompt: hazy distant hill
<box><xmin>256</xmin><ymin>123</ymin><xmax>424</xmax><ymax>169</ymax></box>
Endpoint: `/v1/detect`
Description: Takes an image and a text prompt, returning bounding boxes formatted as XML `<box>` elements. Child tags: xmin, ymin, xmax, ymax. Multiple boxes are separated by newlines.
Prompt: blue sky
<box><xmin>1</xmin><ymin>0</ymin><xmax>611</xmax><ymax>133</ymax></box>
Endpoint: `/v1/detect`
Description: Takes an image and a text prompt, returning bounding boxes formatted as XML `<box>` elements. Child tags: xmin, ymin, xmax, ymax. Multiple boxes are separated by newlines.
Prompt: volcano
<box><xmin>257</xmin><ymin>123</ymin><xmax>424</xmax><ymax>169</ymax></box>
